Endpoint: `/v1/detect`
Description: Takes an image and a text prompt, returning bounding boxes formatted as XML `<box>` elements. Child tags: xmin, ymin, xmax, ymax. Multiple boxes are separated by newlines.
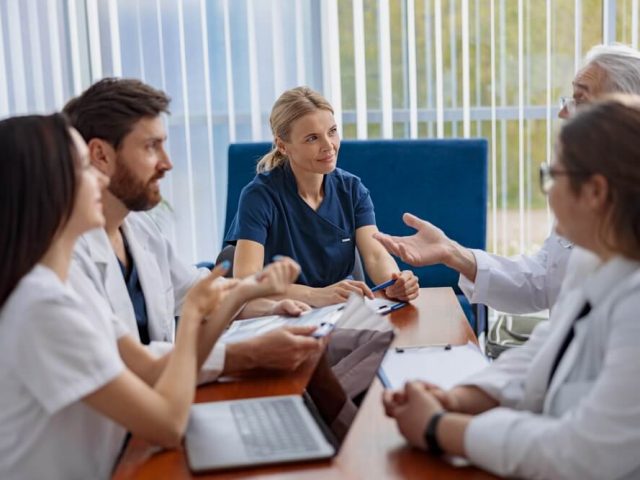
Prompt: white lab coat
<box><xmin>458</xmin><ymin>231</ymin><xmax>573</xmax><ymax>313</ymax></box>
<box><xmin>461</xmin><ymin>254</ymin><xmax>640</xmax><ymax>480</ymax></box>
<box><xmin>71</xmin><ymin>212</ymin><xmax>225</xmax><ymax>383</ymax></box>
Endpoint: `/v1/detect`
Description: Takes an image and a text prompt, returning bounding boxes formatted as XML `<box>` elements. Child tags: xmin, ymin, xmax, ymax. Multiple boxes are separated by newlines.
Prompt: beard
<box><xmin>109</xmin><ymin>155</ymin><xmax>164</xmax><ymax>212</ymax></box>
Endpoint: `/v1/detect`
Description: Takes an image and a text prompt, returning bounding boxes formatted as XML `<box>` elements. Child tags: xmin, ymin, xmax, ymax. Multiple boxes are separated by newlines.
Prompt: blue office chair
<box><xmin>224</xmin><ymin>139</ymin><xmax>488</xmax><ymax>334</ymax></box>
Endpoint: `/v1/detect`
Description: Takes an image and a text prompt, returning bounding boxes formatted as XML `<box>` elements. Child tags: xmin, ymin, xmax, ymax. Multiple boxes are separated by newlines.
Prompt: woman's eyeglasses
<box><xmin>539</xmin><ymin>163</ymin><xmax>587</xmax><ymax>194</ymax></box>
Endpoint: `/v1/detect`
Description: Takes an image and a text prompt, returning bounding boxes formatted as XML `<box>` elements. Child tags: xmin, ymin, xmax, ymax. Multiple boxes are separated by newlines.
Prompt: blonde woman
<box><xmin>225</xmin><ymin>87</ymin><xmax>419</xmax><ymax>307</ymax></box>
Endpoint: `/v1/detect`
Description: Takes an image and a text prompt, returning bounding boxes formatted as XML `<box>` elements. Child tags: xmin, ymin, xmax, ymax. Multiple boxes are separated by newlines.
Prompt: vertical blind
<box><xmin>0</xmin><ymin>0</ymin><xmax>637</xmax><ymax>264</ymax></box>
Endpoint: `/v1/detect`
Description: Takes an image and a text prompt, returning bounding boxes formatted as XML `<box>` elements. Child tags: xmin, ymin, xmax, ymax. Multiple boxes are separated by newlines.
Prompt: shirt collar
<box><xmin>282</xmin><ymin>161</ymin><xmax>331</xmax><ymax>199</ymax></box>
<box><xmin>582</xmin><ymin>255</ymin><xmax>640</xmax><ymax>307</ymax></box>
<box><xmin>282</xmin><ymin>161</ymin><xmax>298</xmax><ymax>194</ymax></box>
<box><xmin>81</xmin><ymin>227</ymin><xmax>114</xmax><ymax>265</ymax></box>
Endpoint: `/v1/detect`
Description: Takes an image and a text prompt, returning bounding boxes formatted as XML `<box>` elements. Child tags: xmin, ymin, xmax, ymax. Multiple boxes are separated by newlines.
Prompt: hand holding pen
<box><xmin>371</xmin><ymin>278</ymin><xmax>397</xmax><ymax>292</ymax></box>
<box><xmin>375</xmin><ymin>271</ymin><xmax>420</xmax><ymax>302</ymax></box>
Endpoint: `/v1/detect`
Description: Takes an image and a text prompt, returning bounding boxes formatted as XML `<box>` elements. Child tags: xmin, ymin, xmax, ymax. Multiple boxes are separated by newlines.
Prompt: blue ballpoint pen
<box><xmin>381</xmin><ymin>302</ymin><xmax>407</xmax><ymax>315</ymax></box>
<box><xmin>371</xmin><ymin>278</ymin><xmax>397</xmax><ymax>292</ymax></box>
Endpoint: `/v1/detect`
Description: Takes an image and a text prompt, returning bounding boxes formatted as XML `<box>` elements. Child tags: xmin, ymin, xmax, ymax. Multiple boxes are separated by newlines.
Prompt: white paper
<box><xmin>220</xmin><ymin>294</ymin><xmax>393</xmax><ymax>344</ymax></box>
<box><xmin>220</xmin><ymin>303</ymin><xmax>344</xmax><ymax>344</ymax></box>
<box><xmin>379</xmin><ymin>342</ymin><xmax>489</xmax><ymax>390</ymax></box>
<box><xmin>337</xmin><ymin>295</ymin><xmax>393</xmax><ymax>331</ymax></box>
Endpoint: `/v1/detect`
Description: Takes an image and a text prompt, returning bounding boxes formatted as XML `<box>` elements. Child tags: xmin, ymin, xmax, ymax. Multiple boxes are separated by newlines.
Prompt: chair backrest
<box><xmin>225</xmin><ymin>139</ymin><xmax>487</xmax><ymax>289</ymax></box>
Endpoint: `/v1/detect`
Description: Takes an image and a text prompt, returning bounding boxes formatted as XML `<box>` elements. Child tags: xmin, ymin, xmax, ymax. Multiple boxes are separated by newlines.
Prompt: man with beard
<box><xmin>64</xmin><ymin>78</ymin><xmax>322</xmax><ymax>383</ymax></box>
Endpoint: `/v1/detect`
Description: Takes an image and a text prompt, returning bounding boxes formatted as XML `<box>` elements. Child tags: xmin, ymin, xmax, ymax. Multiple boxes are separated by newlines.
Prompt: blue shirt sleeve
<box><xmin>353</xmin><ymin>180</ymin><xmax>376</xmax><ymax>228</ymax></box>
<box><xmin>225</xmin><ymin>183</ymin><xmax>273</xmax><ymax>246</ymax></box>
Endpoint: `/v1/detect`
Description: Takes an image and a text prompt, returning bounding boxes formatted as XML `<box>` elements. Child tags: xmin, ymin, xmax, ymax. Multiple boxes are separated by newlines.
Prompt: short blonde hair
<box><xmin>256</xmin><ymin>86</ymin><xmax>334</xmax><ymax>173</ymax></box>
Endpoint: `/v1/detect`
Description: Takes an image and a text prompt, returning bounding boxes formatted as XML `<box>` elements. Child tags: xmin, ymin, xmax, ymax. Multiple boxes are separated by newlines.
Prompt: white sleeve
<box><xmin>464</xmin><ymin>296</ymin><xmax>640</xmax><ymax>480</ymax></box>
<box><xmin>13</xmin><ymin>299</ymin><xmax>124</xmax><ymax>415</ymax></box>
<box><xmin>458</xmin><ymin>241</ymin><xmax>552</xmax><ymax>314</ymax></box>
<box><xmin>147</xmin><ymin>340</ymin><xmax>226</xmax><ymax>386</ymax></box>
<box><xmin>137</xmin><ymin>212</ymin><xmax>205</xmax><ymax>316</ymax></box>
<box><xmin>111</xmin><ymin>314</ymin><xmax>130</xmax><ymax>339</ymax></box>
<box><xmin>165</xmin><ymin>240</ymin><xmax>208</xmax><ymax>316</ymax></box>
<box><xmin>462</xmin><ymin>320</ymin><xmax>552</xmax><ymax>408</ymax></box>
<box><xmin>197</xmin><ymin>342</ymin><xmax>226</xmax><ymax>385</ymax></box>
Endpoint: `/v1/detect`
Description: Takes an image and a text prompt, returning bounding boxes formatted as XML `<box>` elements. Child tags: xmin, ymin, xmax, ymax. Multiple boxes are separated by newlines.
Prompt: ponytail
<box><xmin>256</xmin><ymin>147</ymin><xmax>287</xmax><ymax>173</ymax></box>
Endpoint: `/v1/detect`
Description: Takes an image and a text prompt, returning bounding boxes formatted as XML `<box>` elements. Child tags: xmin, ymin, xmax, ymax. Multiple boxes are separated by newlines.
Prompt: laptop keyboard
<box><xmin>230</xmin><ymin>397</ymin><xmax>321</xmax><ymax>458</ymax></box>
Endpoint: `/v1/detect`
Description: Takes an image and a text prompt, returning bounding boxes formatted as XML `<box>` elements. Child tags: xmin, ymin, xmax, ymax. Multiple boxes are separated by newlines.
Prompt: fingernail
<box><xmin>272</xmin><ymin>255</ymin><xmax>284</xmax><ymax>261</ymax></box>
<box><xmin>221</xmin><ymin>260</ymin><xmax>231</xmax><ymax>270</ymax></box>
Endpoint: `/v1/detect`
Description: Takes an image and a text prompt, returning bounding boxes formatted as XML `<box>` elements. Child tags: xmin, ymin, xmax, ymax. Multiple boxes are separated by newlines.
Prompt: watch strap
<box><xmin>424</xmin><ymin>410</ymin><xmax>446</xmax><ymax>455</ymax></box>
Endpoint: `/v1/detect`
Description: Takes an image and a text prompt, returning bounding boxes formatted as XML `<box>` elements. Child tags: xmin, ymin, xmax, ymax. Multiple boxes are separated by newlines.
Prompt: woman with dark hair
<box><xmin>384</xmin><ymin>96</ymin><xmax>640</xmax><ymax>479</ymax></box>
<box><xmin>0</xmin><ymin>114</ymin><xmax>301</xmax><ymax>479</ymax></box>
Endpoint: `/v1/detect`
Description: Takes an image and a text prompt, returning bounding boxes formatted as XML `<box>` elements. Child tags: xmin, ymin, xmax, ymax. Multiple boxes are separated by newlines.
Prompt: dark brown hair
<box><xmin>63</xmin><ymin>77</ymin><xmax>170</xmax><ymax>148</ymax></box>
<box><xmin>0</xmin><ymin>114</ymin><xmax>78</xmax><ymax>304</ymax></box>
<box><xmin>559</xmin><ymin>94</ymin><xmax>640</xmax><ymax>259</ymax></box>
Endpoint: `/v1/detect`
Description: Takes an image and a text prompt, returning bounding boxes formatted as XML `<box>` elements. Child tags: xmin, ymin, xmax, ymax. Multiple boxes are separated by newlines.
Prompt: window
<box><xmin>1</xmin><ymin>0</ymin><xmax>637</xmax><ymax>263</ymax></box>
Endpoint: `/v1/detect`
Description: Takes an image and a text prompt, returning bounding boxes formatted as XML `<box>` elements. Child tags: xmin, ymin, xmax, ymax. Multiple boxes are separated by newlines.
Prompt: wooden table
<box><xmin>113</xmin><ymin>288</ymin><xmax>498</xmax><ymax>479</ymax></box>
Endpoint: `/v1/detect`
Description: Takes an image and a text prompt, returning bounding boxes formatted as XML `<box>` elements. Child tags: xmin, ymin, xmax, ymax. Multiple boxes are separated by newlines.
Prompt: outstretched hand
<box><xmin>373</xmin><ymin>213</ymin><xmax>452</xmax><ymax>267</ymax></box>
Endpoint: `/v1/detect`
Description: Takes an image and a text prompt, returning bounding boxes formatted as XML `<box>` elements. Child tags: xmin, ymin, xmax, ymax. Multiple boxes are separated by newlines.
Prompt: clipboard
<box><xmin>377</xmin><ymin>341</ymin><xmax>489</xmax><ymax>390</ymax></box>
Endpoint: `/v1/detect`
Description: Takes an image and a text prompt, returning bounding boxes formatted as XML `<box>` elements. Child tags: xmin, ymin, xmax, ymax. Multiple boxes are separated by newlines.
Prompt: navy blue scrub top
<box><xmin>117</xmin><ymin>234</ymin><xmax>151</xmax><ymax>345</ymax></box>
<box><xmin>225</xmin><ymin>163</ymin><xmax>376</xmax><ymax>288</ymax></box>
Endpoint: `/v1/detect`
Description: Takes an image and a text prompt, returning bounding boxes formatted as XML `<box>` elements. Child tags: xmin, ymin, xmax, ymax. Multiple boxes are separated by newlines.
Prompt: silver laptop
<box><xmin>185</xmin><ymin>303</ymin><xmax>394</xmax><ymax>472</ymax></box>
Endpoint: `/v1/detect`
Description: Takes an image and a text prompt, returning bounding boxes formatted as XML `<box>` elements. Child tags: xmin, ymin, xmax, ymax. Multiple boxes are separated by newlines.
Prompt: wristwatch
<box><xmin>424</xmin><ymin>410</ymin><xmax>446</xmax><ymax>455</ymax></box>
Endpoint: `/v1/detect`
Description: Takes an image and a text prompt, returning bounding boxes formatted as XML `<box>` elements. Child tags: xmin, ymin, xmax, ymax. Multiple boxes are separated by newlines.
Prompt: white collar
<box><xmin>581</xmin><ymin>256</ymin><xmax>640</xmax><ymax>307</ymax></box>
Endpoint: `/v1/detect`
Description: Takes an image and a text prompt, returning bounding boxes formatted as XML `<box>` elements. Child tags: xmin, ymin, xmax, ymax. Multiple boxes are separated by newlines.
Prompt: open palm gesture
<box><xmin>373</xmin><ymin>213</ymin><xmax>451</xmax><ymax>267</ymax></box>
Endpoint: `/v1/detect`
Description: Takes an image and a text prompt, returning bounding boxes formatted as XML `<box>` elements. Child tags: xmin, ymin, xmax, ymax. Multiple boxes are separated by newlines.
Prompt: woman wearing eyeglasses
<box><xmin>384</xmin><ymin>96</ymin><xmax>640</xmax><ymax>479</ymax></box>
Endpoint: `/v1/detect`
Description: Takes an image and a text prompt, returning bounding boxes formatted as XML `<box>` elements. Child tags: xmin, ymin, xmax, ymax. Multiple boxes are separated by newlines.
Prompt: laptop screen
<box><xmin>304</xmin><ymin>326</ymin><xmax>395</xmax><ymax>447</ymax></box>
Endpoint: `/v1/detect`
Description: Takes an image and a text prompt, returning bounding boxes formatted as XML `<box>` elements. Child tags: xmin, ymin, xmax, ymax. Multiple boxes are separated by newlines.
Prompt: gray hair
<box><xmin>583</xmin><ymin>44</ymin><xmax>640</xmax><ymax>94</ymax></box>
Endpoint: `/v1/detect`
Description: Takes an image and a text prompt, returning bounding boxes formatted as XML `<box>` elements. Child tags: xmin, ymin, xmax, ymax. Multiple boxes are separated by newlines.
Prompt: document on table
<box><xmin>220</xmin><ymin>303</ymin><xmax>344</xmax><ymax>344</ymax></box>
<box><xmin>220</xmin><ymin>295</ymin><xmax>395</xmax><ymax>344</ymax></box>
<box><xmin>378</xmin><ymin>342</ymin><xmax>489</xmax><ymax>390</ymax></box>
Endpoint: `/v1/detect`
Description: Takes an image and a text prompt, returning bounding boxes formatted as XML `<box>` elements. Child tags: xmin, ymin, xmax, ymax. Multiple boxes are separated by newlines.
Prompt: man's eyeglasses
<box><xmin>539</xmin><ymin>163</ymin><xmax>587</xmax><ymax>194</ymax></box>
<box><xmin>559</xmin><ymin>96</ymin><xmax>590</xmax><ymax>116</ymax></box>
<box><xmin>559</xmin><ymin>97</ymin><xmax>577</xmax><ymax>115</ymax></box>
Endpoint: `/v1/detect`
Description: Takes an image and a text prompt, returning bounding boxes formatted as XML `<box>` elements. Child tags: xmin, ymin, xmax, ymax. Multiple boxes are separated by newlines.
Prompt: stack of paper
<box><xmin>378</xmin><ymin>342</ymin><xmax>489</xmax><ymax>390</ymax></box>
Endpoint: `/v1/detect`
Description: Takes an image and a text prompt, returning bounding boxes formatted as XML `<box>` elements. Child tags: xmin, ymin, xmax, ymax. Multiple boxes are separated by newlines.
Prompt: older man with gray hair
<box><xmin>374</xmin><ymin>43</ymin><xmax>640</xmax><ymax>314</ymax></box>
